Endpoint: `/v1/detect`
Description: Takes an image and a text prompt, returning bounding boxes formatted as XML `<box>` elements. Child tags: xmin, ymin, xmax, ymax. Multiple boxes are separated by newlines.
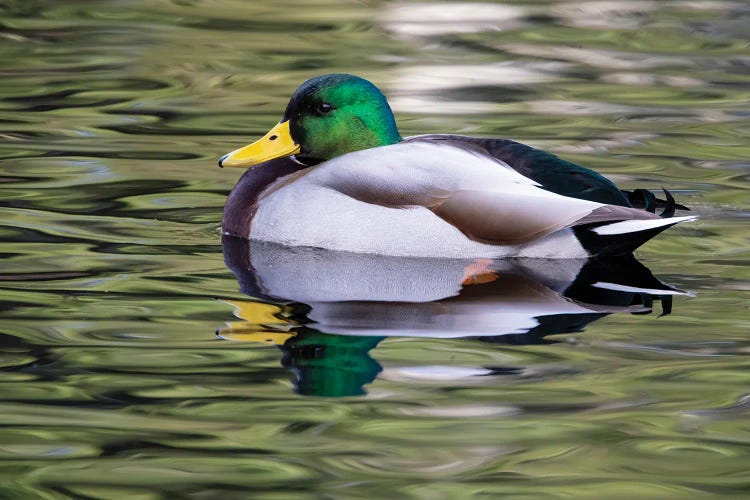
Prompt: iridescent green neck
<box><xmin>283</xmin><ymin>74</ymin><xmax>403</xmax><ymax>163</ymax></box>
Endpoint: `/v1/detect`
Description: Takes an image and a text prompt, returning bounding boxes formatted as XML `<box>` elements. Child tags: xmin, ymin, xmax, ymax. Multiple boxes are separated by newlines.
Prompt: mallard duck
<box><xmin>219</xmin><ymin>74</ymin><xmax>694</xmax><ymax>258</ymax></box>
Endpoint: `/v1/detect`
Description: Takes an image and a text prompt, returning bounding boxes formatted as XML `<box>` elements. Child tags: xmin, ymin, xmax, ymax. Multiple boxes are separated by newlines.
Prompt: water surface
<box><xmin>1</xmin><ymin>0</ymin><xmax>749</xmax><ymax>497</ymax></box>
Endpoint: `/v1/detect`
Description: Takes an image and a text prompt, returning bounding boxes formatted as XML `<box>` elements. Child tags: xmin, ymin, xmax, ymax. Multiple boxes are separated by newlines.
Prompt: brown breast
<box><xmin>221</xmin><ymin>158</ymin><xmax>308</xmax><ymax>238</ymax></box>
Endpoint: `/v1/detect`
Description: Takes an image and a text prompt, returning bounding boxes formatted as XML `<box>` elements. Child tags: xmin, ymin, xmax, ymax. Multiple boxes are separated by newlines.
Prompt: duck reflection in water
<box><xmin>219</xmin><ymin>236</ymin><xmax>689</xmax><ymax>397</ymax></box>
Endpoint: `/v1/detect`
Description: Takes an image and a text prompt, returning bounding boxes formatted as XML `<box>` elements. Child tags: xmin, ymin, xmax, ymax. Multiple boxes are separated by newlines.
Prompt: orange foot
<box><xmin>461</xmin><ymin>258</ymin><xmax>499</xmax><ymax>286</ymax></box>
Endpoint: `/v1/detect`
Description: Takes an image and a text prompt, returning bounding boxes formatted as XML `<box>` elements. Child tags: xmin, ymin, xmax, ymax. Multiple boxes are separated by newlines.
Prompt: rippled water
<box><xmin>1</xmin><ymin>0</ymin><xmax>749</xmax><ymax>497</ymax></box>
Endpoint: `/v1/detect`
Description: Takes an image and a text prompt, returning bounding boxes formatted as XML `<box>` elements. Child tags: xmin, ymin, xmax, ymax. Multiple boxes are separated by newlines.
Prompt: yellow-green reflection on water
<box><xmin>0</xmin><ymin>0</ymin><xmax>749</xmax><ymax>497</ymax></box>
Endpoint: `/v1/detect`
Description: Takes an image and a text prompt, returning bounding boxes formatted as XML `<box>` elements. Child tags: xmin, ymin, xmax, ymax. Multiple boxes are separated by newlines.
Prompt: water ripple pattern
<box><xmin>0</xmin><ymin>0</ymin><xmax>748</xmax><ymax>497</ymax></box>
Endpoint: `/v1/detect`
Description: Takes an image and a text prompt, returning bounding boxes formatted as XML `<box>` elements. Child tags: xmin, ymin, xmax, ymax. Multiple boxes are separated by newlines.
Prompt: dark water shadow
<box><xmin>220</xmin><ymin>236</ymin><xmax>688</xmax><ymax>397</ymax></box>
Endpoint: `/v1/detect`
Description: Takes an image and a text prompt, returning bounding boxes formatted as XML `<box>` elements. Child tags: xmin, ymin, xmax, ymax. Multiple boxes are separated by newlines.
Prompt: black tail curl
<box><xmin>622</xmin><ymin>188</ymin><xmax>689</xmax><ymax>218</ymax></box>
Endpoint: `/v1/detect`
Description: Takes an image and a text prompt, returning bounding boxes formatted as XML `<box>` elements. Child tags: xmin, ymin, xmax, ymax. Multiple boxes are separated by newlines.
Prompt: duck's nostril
<box><xmin>269</xmin><ymin>135</ymin><xmax>278</xmax><ymax>141</ymax></box>
<box><xmin>218</xmin><ymin>154</ymin><xmax>229</xmax><ymax>168</ymax></box>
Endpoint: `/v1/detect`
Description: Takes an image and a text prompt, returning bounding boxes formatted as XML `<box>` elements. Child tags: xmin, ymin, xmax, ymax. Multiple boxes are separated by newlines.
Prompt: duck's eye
<box><xmin>317</xmin><ymin>103</ymin><xmax>333</xmax><ymax>114</ymax></box>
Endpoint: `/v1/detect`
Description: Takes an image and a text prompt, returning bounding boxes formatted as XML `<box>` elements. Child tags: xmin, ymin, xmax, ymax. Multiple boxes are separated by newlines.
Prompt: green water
<box><xmin>1</xmin><ymin>0</ymin><xmax>749</xmax><ymax>497</ymax></box>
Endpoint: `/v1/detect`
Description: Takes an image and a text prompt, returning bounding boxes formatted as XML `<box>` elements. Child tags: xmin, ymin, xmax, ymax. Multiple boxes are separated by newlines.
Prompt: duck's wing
<box><xmin>405</xmin><ymin>135</ymin><xmax>690</xmax><ymax>216</ymax></box>
<box><xmin>431</xmin><ymin>189</ymin><xmax>664</xmax><ymax>245</ymax></box>
<box><xmin>319</xmin><ymin>141</ymin><xmax>672</xmax><ymax>246</ymax></box>
<box><xmin>405</xmin><ymin>134</ymin><xmax>633</xmax><ymax>206</ymax></box>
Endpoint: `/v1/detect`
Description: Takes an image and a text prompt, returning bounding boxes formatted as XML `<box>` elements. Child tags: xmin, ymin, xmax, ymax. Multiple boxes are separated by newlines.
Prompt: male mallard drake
<box><xmin>219</xmin><ymin>74</ymin><xmax>694</xmax><ymax>258</ymax></box>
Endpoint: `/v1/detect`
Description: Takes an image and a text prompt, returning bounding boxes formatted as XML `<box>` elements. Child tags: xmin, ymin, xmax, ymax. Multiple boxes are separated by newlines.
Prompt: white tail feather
<box><xmin>592</xmin><ymin>281</ymin><xmax>693</xmax><ymax>296</ymax></box>
<box><xmin>592</xmin><ymin>215</ymin><xmax>697</xmax><ymax>236</ymax></box>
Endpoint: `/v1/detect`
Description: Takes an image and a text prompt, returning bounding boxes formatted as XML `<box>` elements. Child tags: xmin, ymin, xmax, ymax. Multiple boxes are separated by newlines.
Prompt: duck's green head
<box><xmin>219</xmin><ymin>74</ymin><xmax>402</xmax><ymax>168</ymax></box>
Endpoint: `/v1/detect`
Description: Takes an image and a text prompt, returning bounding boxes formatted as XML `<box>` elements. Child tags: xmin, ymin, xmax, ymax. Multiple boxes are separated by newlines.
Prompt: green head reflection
<box><xmin>281</xmin><ymin>330</ymin><xmax>384</xmax><ymax>397</ymax></box>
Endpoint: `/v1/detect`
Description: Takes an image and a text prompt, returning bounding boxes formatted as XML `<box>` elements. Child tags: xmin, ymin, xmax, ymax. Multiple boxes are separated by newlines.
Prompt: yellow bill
<box><xmin>219</xmin><ymin>120</ymin><xmax>300</xmax><ymax>168</ymax></box>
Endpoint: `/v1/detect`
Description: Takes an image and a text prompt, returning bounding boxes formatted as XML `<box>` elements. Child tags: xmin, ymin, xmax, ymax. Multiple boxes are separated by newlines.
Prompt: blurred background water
<box><xmin>0</xmin><ymin>0</ymin><xmax>749</xmax><ymax>497</ymax></box>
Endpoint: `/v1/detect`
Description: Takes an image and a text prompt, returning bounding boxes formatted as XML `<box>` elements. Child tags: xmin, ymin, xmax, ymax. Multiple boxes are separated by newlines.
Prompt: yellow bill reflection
<box><xmin>216</xmin><ymin>299</ymin><xmax>297</xmax><ymax>345</ymax></box>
